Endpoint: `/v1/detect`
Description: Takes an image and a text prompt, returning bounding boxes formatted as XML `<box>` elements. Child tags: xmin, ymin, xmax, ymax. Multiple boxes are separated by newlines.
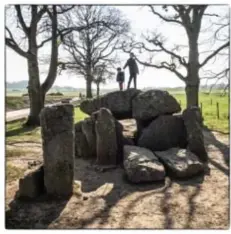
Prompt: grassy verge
<box><xmin>6</xmin><ymin>107</ymin><xmax>88</xmax><ymax>144</ymax></box>
<box><xmin>171</xmin><ymin>92</ymin><xmax>229</xmax><ymax>134</ymax></box>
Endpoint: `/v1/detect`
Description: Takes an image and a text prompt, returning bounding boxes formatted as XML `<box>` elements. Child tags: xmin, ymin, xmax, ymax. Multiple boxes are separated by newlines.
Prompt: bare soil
<box><xmin>5</xmin><ymin>121</ymin><xmax>230</xmax><ymax>229</ymax></box>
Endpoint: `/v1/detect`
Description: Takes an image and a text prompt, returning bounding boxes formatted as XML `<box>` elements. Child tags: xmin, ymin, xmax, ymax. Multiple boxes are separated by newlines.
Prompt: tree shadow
<box><xmin>6</xmin><ymin>194</ymin><xmax>71</xmax><ymax>229</ymax></box>
<box><xmin>6</xmin><ymin>125</ymin><xmax>37</xmax><ymax>137</ymax></box>
<box><xmin>73</xmin><ymin>158</ymin><xmax>167</xmax><ymax>228</ymax></box>
<box><xmin>73</xmin><ymin>158</ymin><xmax>208</xmax><ymax>229</ymax></box>
<box><xmin>203</xmin><ymin>128</ymin><xmax>229</xmax><ymax>175</ymax></box>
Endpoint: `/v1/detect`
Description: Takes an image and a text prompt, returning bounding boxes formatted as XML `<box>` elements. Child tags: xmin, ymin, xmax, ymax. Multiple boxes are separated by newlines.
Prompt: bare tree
<box><xmin>5</xmin><ymin>5</ymin><xmax>75</xmax><ymax>126</ymax></box>
<box><xmin>121</xmin><ymin>5</ymin><xmax>229</xmax><ymax>107</ymax></box>
<box><xmin>60</xmin><ymin>6</ymin><xmax>129</xmax><ymax>98</ymax></box>
<box><xmin>6</xmin><ymin>5</ymin><xmax>108</xmax><ymax>126</ymax></box>
<box><xmin>93</xmin><ymin>63</ymin><xmax>114</xmax><ymax>97</ymax></box>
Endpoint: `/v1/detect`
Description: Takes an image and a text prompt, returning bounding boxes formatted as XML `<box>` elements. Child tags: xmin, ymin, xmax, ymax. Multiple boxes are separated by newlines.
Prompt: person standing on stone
<box><xmin>116</xmin><ymin>67</ymin><xmax>125</xmax><ymax>91</ymax></box>
<box><xmin>123</xmin><ymin>52</ymin><xmax>139</xmax><ymax>89</ymax></box>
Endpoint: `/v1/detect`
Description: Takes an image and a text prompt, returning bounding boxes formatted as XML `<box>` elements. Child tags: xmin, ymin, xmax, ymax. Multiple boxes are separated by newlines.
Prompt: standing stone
<box><xmin>81</xmin><ymin>118</ymin><xmax>96</xmax><ymax>158</ymax></box>
<box><xmin>74</xmin><ymin>123</ymin><xmax>89</xmax><ymax>159</ymax></box>
<box><xmin>40</xmin><ymin>104</ymin><xmax>74</xmax><ymax>197</ymax></box>
<box><xmin>95</xmin><ymin>108</ymin><xmax>118</xmax><ymax>165</ymax></box>
<box><xmin>182</xmin><ymin>106</ymin><xmax>208</xmax><ymax>162</ymax></box>
<box><xmin>123</xmin><ymin>145</ymin><xmax>165</xmax><ymax>183</ymax></box>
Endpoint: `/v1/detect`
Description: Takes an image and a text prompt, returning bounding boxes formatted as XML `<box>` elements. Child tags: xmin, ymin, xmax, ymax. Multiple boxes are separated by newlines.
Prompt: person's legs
<box><xmin>121</xmin><ymin>82</ymin><xmax>124</xmax><ymax>90</ymax></box>
<box><xmin>119</xmin><ymin>82</ymin><xmax>123</xmax><ymax>91</ymax></box>
<box><xmin>133</xmin><ymin>74</ymin><xmax>137</xmax><ymax>89</ymax></box>
<box><xmin>127</xmin><ymin>74</ymin><xmax>133</xmax><ymax>89</ymax></box>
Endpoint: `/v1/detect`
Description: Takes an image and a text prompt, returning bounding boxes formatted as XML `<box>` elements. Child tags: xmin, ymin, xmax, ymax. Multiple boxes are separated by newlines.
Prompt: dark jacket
<box><xmin>123</xmin><ymin>58</ymin><xmax>139</xmax><ymax>75</ymax></box>
<box><xmin>116</xmin><ymin>71</ymin><xmax>125</xmax><ymax>82</ymax></box>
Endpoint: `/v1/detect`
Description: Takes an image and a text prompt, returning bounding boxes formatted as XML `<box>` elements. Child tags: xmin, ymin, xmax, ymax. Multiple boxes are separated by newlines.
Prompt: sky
<box><xmin>5</xmin><ymin>5</ymin><xmax>229</xmax><ymax>89</ymax></box>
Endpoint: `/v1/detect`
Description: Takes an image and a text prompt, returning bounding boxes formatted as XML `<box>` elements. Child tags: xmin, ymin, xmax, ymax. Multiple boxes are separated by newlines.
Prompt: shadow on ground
<box><xmin>5</xmin><ymin>128</ymin><xmax>229</xmax><ymax>229</ymax></box>
<box><xmin>6</xmin><ymin>125</ymin><xmax>37</xmax><ymax>137</ymax></box>
<box><xmin>6</xmin><ymin>194</ymin><xmax>71</xmax><ymax>229</ymax></box>
<box><xmin>203</xmin><ymin>128</ymin><xmax>229</xmax><ymax>175</ymax></box>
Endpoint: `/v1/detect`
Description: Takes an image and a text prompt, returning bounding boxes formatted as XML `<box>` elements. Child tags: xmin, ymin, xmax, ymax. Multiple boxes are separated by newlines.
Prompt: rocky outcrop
<box><xmin>123</xmin><ymin>145</ymin><xmax>165</xmax><ymax>183</ymax></box>
<box><xmin>182</xmin><ymin>106</ymin><xmax>208</xmax><ymax>162</ymax></box>
<box><xmin>138</xmin><ymin>115</ymin><xmax>187</xmax><ymax>151</ymax></box>
<box><xmin>40</xmin><ymin>104</ymin><xmax>74</xmax><ymax>197</ymax></box>
<box><xmin>80</xmin><ymin>88</ymin><xmax>141</xmax><ymax>119</ymax></box>
<box><xmin>132</xmin><ymin>90</ymin><xmax>181</xmax><ymax>121</ymax></box>
<box><xmin>154</xmin><ymin>148</ymin><xmax>204</xmax><ymax>178</ymax></box>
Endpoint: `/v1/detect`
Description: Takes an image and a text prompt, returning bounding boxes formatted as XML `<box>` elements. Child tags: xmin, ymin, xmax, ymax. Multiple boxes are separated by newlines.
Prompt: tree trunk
<box><xmin>186</xmin><ymin>34</ymin><xmax>200</xmax><ymax>108</ymax></box>
<box><xmin>185</xmin><ymin>82</ymin><xmax>199</xmax><ymax>107</ymax></box>
<box><xmin>25</xmin><ymin>5</ymin><xmax>58</xmax><ymax>126</ymax></box>
<box><xmin>86</xmin><ymin>78</ymin><xmax>92</xmax><ymax>98</ymax></box>
<box><xmin>26</xmin><ymin>58</ymin><xmax>43</xmax><ymax>126</ymax></box>
<box><xmin>96</xmin><ymin>83</ymin><xmax>100</xmax><ymax>97</ymax></box>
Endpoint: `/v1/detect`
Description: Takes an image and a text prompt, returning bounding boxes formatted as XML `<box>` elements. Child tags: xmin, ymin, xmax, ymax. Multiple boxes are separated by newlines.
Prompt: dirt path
<box><xmin>6</xmin><ymin>97</ymin><xmax>80</xmax><ymax>122</ymax></box>
<box><xmin>5</xmin><ymin>128</ymin><xmax>229</xmax><ymax>229</ymax></box>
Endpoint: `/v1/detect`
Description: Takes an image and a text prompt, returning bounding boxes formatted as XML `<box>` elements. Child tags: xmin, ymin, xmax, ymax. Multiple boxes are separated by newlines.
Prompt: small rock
<box><xmin>18</xmin><ymin>166</ymin><xmax>44</xmax><ymax>199</ymax></box>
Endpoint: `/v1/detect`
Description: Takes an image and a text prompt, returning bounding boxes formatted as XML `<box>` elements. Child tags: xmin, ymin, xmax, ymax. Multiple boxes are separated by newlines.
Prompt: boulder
<box><xmin>80</xmin><ymin>89</ymin><xmax>141</xmax><ymax>119</ymax></box>
<box><xmin>95</xmin><ymin>108</ymin><xmax>118</xmax><ymax>165</ymax></box>
<box><xmin>40</xmin><ymin>104</ymin><xmax>74</xmax><ymax>197</ymax></box>
<box><xmin>123</xmin><ymin>145</ymin><xmax>165</xmax><ymax>183</ymax></box>
<box><xmin>138</xmin><ymin>115</ymin><xmax>187</xmax><ymax>151</ymax></box>
<box><xmin>81</xmin><ymin>118</ymin><xmax>96</xmax><ymax>158</ymax></box>
<box><xmin>154</xmin><ymin>148</ymin><xmax>204</xmax><ymax>178</ymax></box>
<box><xmin>135</xmin><ymin>119</ymin><xmax>152</xmax><ymax>140</ymax></box>
<box><xmin>182</xmin><ymin>106</ymin><xmax>208</xmax><ymax>162</ymax></box>
<box><xmin>123</xmin><ymin>136</ymin><xmax>134</xmax><ymax>146</ymax></box>
<box><xmin>18</xmin><ymin>166</ymin><xmax>44</xmax><ymax>199</ymax></box>
<box><xmin>132</xmin><ymin>89</ymin><xmax>181</xmax><ymax>121</ymax></box>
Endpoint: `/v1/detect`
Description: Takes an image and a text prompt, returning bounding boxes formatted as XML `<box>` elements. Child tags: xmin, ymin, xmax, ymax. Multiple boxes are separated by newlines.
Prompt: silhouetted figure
<box><xmin>116</xmin><ymin>67</ymin><xmax>125</xmax><ymax>91</ymax></box>
<box><xmin>123</xmin><ymin>52</ymin><xmax>139</xmax><ymax>89</ymax></box>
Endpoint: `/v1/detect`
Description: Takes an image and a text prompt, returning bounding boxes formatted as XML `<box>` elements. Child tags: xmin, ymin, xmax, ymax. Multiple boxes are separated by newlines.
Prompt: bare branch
<box><xmin>15</xmin><ymin>5</ymin><xmax>29</xmax><ymax>35</ymax></box>
<box><xmin>146</xmin><ymin>37</ymin><xmax>188</xmax><ymax>67</ymax></box>
<box><xmin>5</xmin><ymin>26</ymin><xmax>29</xmax><ymax>58</ymax></box>
<box><xmin>200</xmin><ymin>41</ymin><xmax>229</xmax><ymax>67</ymax></box>
<box><xmin>149</xmin><ymin>5</ymin><xmax>183</xmax><ymax>25</ymax></box>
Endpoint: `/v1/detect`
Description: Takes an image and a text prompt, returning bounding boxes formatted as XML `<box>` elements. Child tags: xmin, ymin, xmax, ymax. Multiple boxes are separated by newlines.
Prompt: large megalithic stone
<box><xmin>40</xmin><ymin>104</ymin><xmax>75</xmax><ymax>197</ymax></box>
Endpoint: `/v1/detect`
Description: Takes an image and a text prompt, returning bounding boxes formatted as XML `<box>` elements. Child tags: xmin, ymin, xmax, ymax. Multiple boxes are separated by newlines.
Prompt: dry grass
<box><xmin>6</xmin><ymin>163</ymin><xmax>25</xmax><ymax>183</ymax></box>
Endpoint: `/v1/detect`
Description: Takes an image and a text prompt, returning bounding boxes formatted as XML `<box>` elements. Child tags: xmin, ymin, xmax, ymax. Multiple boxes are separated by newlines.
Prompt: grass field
<box><xmin>6</xmin><ymin>91</ymin><xmax>229</xmax><ymax>133</ymax></box>
<box><xmin>171</xmin><ymin>92</ymin><xmax>229</xmax><ymax>134</ymax></box>
<box><xmin>6</xmin><ymin>107</ymin><xmax>88</xmax><ymax>145</ymax></box>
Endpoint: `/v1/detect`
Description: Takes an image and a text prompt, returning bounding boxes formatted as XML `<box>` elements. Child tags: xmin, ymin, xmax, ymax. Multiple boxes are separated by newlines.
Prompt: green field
<box><xmin>171</xmin><ymin>92</ymin><xmax>229</xmax><ymax>134</ymax></box>
<box><xmin>6</xmin><ymin>91</ymin><xmax>229</xmax><ymax>134</ymax></box>
<box><xmin>6</xmin><ymin>107</ymin><xmax>88</xmax><ymax>144</ymax></box>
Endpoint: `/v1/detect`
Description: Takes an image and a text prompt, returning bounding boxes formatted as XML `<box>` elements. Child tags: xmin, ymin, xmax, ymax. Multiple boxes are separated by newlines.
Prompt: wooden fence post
<box><xmin>216</xmin><ymin>102</ymin><xmax>220</xmax><ymax>119</ymax></box>
<box><xmin>210</xmin><ymin>99</ymin><xmax>212</xmax><ymax>105</ymax></box>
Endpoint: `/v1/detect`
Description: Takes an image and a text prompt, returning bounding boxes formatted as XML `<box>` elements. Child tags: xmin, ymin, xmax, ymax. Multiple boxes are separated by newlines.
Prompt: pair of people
<box><xmin>116</xmin><ymin>52</ymin><xmax>139</xmax><ymax>91</ymax></box>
